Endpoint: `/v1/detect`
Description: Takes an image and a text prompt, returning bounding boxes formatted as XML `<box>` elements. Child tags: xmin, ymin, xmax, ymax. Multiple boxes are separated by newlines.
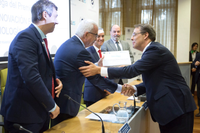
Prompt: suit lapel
<box><xmin>109</xmin><ymin>39</ymin><xmax>117</xmax><ymax>51</ymax></box>
<box><xmin>29</xmin><ymin>24</ymin><xmax>52</xmax><ymax>66</ymax></box>
<box><xmin>90</xmin><ymin>46</ymin><xmax>100</xmax><ymax>62</ymax></box>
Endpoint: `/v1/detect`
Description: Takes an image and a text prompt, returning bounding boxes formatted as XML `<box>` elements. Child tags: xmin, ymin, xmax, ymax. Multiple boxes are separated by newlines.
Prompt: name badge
<box><xmin>118</xmin><ymin>123</ymin><xmax>131</xmax><ymax>133</ymax></box>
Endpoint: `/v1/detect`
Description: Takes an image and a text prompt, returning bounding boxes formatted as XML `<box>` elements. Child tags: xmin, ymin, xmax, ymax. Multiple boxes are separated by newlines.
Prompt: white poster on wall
<box><xmin>0</xmin><ymin>0</ymin><xmax>69</xmax><ymax>57</ymax></box>
<box><xmin>71</xmin><ymin>0</ymin><xmax>99</xmax><ymax>36</ymax></box>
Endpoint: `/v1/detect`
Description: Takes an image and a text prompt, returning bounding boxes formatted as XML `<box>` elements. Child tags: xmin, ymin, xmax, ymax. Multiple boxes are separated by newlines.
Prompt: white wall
<box><xmin>176</xmin><ymin>0</ymin><xmax>191</xmax><ymax>62</ymax></box>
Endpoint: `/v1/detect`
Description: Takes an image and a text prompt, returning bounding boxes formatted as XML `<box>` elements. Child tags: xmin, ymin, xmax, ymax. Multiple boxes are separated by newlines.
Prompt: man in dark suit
<box><xmin>79</xmin><ymin>24</ymin><xmax>196</xmax><ymax>133</ymax></box>
<box><xmin>52</xmin><ymin>19</ymin><xmax>124</xmax><ymax>126</ymax></box>
<box><xmin>0</xmin><ymin>1</ymin><xmax>63</xmax><ymax>132</ymax></box>
<box><xmin>192</xmin><ymin>53</ymin><xmax>200</xmax><ymax>117</ymax></box>
<box><xmin>84</xmin><ymin>28</ymin><xmax>115</xmax><ymax>107</ymax></box>
<box><xmin>101</xmin><ymin>25</ymin><xmax>134</xmax><ymax>84</ymax></box>
<box><xmin>189</xmin><ymin>42</ymin><xmax>198</xmax><ymax>95</ymax></box>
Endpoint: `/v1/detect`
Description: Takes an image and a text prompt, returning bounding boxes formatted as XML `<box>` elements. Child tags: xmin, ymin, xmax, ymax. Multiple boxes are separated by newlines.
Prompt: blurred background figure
<box><xmin>189</xmin><ymin>42</ymin><xmax>198</xmax><ymax>96</ymax></box>
<box><xmin>101</xmin><ymin>25</ymin><xmax>134</xmax><ymax>85</ymax></box>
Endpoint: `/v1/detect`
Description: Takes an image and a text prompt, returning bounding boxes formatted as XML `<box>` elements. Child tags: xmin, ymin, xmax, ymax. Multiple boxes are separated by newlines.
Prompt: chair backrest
<box><xmin>0</xmin><ymin>68</ymin><xmax>8</xmax><ymax>100</ymax></box>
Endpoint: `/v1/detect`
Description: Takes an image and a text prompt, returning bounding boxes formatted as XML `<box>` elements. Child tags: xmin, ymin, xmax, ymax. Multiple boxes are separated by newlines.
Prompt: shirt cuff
<box><xmin>101</xmin><ymin>67</ymin><xmax>108</xmax><ymax>77</ymax></box>
<box><xmin>49</xmin><ymin>103</ymin><xmax>56</xmax><ymax>112</ymax></box>
<box><xmin>115</xmin><ymin>84</ymin><xmax>122</xmax><ymax>93</ymax></box>
<box><xmin>133</xmin><ymin>85</ymin><xmax>138</xmax><ymax>96</ymax></box>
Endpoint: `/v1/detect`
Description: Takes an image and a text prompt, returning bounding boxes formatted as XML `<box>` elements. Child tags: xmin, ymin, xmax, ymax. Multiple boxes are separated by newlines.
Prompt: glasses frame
<box><xmin>88</xmin><ymin>32</ymin><xmax>98</xmax><ymax>38</ymax></box>
<box><xmin>132</xmin><ymin>32</ymin><xmax>144</xmax><ymax>37</ymax></box>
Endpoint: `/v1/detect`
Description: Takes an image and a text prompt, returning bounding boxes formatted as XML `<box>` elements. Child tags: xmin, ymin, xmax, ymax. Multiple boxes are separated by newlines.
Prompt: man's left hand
<box><xmin>55</xmin><ymin>78</ymin><xmax>63</xmax><ymax>97</ymax></box>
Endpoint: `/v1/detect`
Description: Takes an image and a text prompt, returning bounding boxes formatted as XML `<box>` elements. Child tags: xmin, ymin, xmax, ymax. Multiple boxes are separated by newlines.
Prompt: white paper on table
<box><xmin>85</xmin><ymin>113</ymin><xmax>117</xmax><ymax>122</ymax></box>
<box><xmin>102</xmin><ymin>51</ymin><xmax>131</xmax><ymax>66</ymax></box>
<box><xmin>127</xmin><ymin>96</ymin><xmax>134</xmax><ymax>100</ymax></box>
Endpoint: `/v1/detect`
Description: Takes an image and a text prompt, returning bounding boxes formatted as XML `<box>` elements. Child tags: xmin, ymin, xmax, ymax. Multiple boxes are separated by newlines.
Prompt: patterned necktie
<box><xmin>116</xmin><ymin>41</ymin><xmax>121</xmax><ymax>51</ymax></box>
<box><xmin>98</xmin><ymin>49</ymin><xmax>102</xmax><ymax>58</ymax></box>
<box><xmin>43</xmin><ymin>38</ymin><xmax>55</xmax><ymax>99</ymax></box>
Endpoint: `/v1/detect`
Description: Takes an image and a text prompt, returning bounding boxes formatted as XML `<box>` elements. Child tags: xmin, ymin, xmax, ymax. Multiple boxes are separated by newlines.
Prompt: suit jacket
<box><xmin>54</xmin><ymin>36</ymin><xmax>117</xmax><ymax>116</ymax></box>
<box><xmin>101</xmin><ymin>39</ymin><xmax>134</xmax><ymax>83</ymax></box>
<box><xmin>107</xmin><ymin>42</ymin><xmax>196</xmax><ymax>125</ymax></box>
<box><xmin>84</xmin><ymin>46</ymin><xmax>114</xmax><ymax>102</ymax></box>
<box><xmin>0</xmin><ymin>24</ymin><xmax>56</xmax><ymax>123</ymax></box>
<box><xmin>189</xmin><ymin>50</ymin><xmax>198</xmax><ymax>69</ymax></box>
<box><xmin>192</xmin><ymin>53</ymin><xmax>200</xmax><ymax>83</ymax></box>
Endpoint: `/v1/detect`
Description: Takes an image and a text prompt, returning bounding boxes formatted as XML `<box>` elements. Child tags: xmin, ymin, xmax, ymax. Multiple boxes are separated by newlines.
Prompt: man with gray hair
<box><xmin>53</xmin><ymin>19</ymin><xmax>126</xmax><ymax>126</ymax></box>
<box><xmin>0</xmin><ymin>0</ymin><xmax>63</xmax><ymax>132</ymax></box>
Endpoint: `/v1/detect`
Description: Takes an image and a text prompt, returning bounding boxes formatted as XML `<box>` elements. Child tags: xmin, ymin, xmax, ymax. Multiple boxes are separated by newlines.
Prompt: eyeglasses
<box><xmin>88</xmin><ymin>32</ymin><xmax>98</xmax><ymax>38</ymax></box>
<box><xmin>132</xmin><ymin>32</ymin><xmax>143</xmax><ymax>37</ymax></box>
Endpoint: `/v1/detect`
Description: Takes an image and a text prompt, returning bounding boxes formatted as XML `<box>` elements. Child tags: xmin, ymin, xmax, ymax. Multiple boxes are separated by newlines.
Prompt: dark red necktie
<box><xmin>43</xmin><ymin>38</ymin><xmax>55</xmax><ymax>98</ymax></box>
<box><xmin>98</xmin><ymin>49</ymin><xmax>102</xmax><ymax>58</ymax></box>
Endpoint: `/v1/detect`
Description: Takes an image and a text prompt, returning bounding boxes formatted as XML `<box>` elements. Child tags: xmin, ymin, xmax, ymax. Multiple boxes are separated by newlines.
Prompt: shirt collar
<box><xmin>111</xmin><ymin>38</ymin><xmax>120</xmax><ymax>44</ymax></box>
<box><xmin>75</xmin><ymin>34</ymin><xmax>85</xmax><ymax>48</ymax></box>
<box><xmin>142</xmin><ymin>42</ymin><xmax>152</xmax><ymax>53</ymax></box>
<box><xmin>93</xmin><ymin>44</ymin><xmax>100</xmax><ymax>52</ymax></box>
<box><xmin>32</xmin><ymin>23</ymin><xmax>46</xmax><ymax>39</ymax></box>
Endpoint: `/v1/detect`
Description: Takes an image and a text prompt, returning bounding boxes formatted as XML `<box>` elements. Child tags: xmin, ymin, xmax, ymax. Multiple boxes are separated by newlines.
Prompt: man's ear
<box><xmin>42</xmin><ymin>11</ymin><xmax>48</xmax><ymax>20</ymax></box>
<box><xmin>144</xmin><ymin>32</ymin><xmax>149</xmax><ymax>40</ymax></box>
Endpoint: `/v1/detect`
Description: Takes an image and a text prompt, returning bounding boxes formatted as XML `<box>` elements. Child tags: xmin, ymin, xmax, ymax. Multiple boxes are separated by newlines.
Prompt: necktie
<box><xmin>98</xmin><ymin>49</ymin><xmax>102</xmax><ymax>58</ymax></box>
<box><xmin>43</xmin><ymin>38</ymin><xmax>55</xmax><ymax>99</ymax></box>
<box><xmin>116</xmin><ymin>41</ymin><xmax>121</xmax><ymax>51</ymax></box>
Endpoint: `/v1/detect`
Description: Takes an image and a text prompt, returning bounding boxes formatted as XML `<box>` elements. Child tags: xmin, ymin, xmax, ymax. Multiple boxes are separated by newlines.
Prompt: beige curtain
<box><xmin>99</xmin><ymin>0</ymin><xmax>177</xmax><ymax>55</ymax></box>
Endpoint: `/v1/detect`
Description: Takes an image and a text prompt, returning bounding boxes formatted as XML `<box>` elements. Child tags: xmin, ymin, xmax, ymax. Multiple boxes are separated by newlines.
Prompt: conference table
<box><xmin>44</xmin><ymin>80</ymin><xmax>159</xmax><ymax>133</ymax></box>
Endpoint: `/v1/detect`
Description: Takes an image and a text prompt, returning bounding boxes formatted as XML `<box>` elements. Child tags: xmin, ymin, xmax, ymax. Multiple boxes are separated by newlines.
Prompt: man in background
<box><xmin>53</xmin><ymin>19</ymin><xmax>125</xmax><ymax>126</ymax></box>
<box><xmin>101</xmin><ymin>25</ymin><xmax>134</xmax><ymax>84</ymax></box>
<box><xmin>0</xmin><ymin>0</ymin><xmax>62</xmax><ymax>132</ymax></box>
<box><xmin>79</xmin><ymin>24</ymin><xmax>196</xmax><ymax>133</ymax></box>
<box><xmin>192</xmin><ymin>53</ymin><xmax>200</xmax><ymax>117</ymax></box>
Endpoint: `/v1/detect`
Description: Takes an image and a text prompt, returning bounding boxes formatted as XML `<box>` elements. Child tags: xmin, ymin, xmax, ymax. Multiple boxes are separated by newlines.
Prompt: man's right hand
<box><xmin>79</xmin><ymin>61</ymin><xmax>101</xmax><ymax>77</ymax></box>
<box><xmin>121</xmin><ymin>84</ymin><xmax>136</xmax><ymax>97</ymax></box>
<box><xmin>195</xmin><ymin>61</ymin><xmax>200</xmax><ymax>66</ymax></box>
<box><xmin>50</xmin><ymin>104</ymin><xmax>60</xmax><ymax>119</ymax></box>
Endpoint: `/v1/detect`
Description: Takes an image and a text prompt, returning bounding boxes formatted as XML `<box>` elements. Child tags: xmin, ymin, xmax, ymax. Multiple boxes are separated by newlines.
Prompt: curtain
<box><xmin>99</xmin><ymin>0</ymin><xmax>177</xmax><ymax>55</ymax></box>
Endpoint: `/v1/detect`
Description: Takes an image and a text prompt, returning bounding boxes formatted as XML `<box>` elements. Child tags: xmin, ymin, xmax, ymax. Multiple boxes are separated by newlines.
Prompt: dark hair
<box><xmin>31</xmin><ymin>0</ymin><xmax>58</xmax><ymax>23</ymax></box>
<box><xmin>134</xmin><ymin>24</ymin><xmax>156</xmax><ymax>42</ymax></box>
<box><xmin>191</xmin><ymin>42</ymin><xmax>198</xmax><ymax>49</ymax></box>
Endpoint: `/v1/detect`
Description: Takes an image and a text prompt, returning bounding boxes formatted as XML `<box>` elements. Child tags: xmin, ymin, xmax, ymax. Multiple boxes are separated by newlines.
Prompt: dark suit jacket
<box><xmin>54</xmin><ymin>36</ymin><xmax>117</xmax><ymax>116</ymax></box>
<box><xmin>84</xmin><ymin>46</ymin><xmax>114</xmax><ymax>102</ymax></box>
<box><xmin>192</xmin><ymin>53</ymin><xmax>200</xmax><ymax>83</ymax></box>
<box><xmin>0</xmin><ymin>24</ymin><xmax>56</xmax><ymax>123</ymax></box>
<box><xmin>189</xmin><ymin>50</ymin><xmax>198</xmax><ymax>69</ymax></box>
<box><xmin>107</xmin><ymin>42</ymin><xmax>196</xmax><ymax>125</ymax></box>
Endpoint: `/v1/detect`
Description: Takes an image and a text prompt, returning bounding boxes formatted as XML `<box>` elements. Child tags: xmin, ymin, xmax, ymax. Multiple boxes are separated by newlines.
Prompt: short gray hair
<box><xmin>75</xmin><ymin>19</ymin><xmax>98</xmax><ymax>37</ymax></box>
<box><xmin>31</xmin><ymin>0</ymin><xmax>58</xmax><ymax>23</ymax></box>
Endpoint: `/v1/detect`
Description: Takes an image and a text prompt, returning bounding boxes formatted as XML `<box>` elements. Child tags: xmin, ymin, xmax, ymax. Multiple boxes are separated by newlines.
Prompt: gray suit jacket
<box><xmin>101</xmin><ymin>39</ymin><xmax>134</xmax><ymax>83</ymax></box>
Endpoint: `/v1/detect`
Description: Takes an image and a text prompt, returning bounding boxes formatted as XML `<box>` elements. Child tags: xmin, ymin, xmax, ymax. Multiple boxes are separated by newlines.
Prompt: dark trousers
<box><xmin>4</xmin><ymin>116</ymin><xmax>50</xmax><ymax>133</ymax></box>
<box><xmin>159</xmin><ymin>111</ymin><xmax>194</xmax><ymax>133</ymax></box>
<box><xmin>51</xmin><ymin>113</ymin><xmax>74</xmax><ymax>127</ymax></box>
<box><xmin>196</xmin><ymin>76</ymin><xmax>200</xmax><ymax>111</ymax></box>
<box><xmin>191</xmin><ymin>72</ymin><xmax>196</xmax><ymax>94</ymax></box>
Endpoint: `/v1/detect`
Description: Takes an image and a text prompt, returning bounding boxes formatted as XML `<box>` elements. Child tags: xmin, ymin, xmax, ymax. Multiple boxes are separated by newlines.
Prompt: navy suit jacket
<box><xmin>84</xmin><ymin>46</ymin><xmax>114</xmax><ymax>102</ymax></box>
<box><xmin>0</xmin><ymin>24</ymin><xmax>56</xmax><ymax>123</ymax></box>
<box><xmin>107</xmin><ymin>42</ymin><xmax>196</xmax><ymax>125</ymax></box>
<box><xmin>54</xmin><ymin>36</ymin><xmax>117</xmax><ymax>116</ymax></box>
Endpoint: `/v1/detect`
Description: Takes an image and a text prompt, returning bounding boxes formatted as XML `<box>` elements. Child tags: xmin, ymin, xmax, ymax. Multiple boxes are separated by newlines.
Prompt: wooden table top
<box><xmin>45</xmin><ymin>80</ymin><xmax>143</xmax><ymax>133</ymax></box>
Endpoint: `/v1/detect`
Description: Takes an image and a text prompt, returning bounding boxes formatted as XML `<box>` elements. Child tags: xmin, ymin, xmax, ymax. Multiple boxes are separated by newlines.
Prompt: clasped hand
<box><xmin>121</xmin><ymin>84</ymin><xmax>136</xmax><ymax>97</ymax></box>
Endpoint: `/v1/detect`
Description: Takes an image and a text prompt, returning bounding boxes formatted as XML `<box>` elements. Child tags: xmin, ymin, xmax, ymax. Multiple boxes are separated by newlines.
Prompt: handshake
<box><xmin>121</xmin><ymin>84</ymin><xmax>136</xmax><ymax>97</ymax></box>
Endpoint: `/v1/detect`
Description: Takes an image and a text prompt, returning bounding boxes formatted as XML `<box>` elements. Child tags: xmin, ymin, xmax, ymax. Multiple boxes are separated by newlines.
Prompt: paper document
<box><xmin>102</xmin><ymin>51</ymin><xmax>131</xmax><ymax>66</ymax></box>
<box><xmin>85</xmin><ymin>113</ymin><xmax>117</xmax><ymax>122</ymax></box>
